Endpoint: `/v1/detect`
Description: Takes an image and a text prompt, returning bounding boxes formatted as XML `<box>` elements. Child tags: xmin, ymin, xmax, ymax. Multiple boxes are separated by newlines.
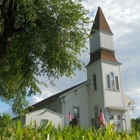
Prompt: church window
<box><xmin>115</xmin><ymin>76</ymin><xmax>119</xmax><ymax>90</ymax></box>
<box><xmin>93</xmin><ymin>74</ymin><xmax>97</xmax><ymax>90</ymax></box>
<box><xmin>118</xmin><ymin>115</ymin><xmax>121</xmax><ymax>120</ymax></box>
<box><xmin>40</xmin><ymin>119</ymin><xmax>48</xmax><ymax>127</ymax></box>
<box><xmin>106</xmin><ymin>73</ymin><xmax>119</xmax><ymax>91</ymax></box>
<box><xmin>110</xmin><ymin>72</ymin><xmax>115</xmax><ymax>89</ymax></box>
<box><xmin>106</xmin><ymin>74</ymin><xmax>111</xmax><ymax>89</ymax></box>
<box><xmin>73</xmin><ymin>107</ymin><xmax>79</xmax><ymax>119</ymax></box>
<box><xmin>110</xmin><ymin>115</ymin><xmax>114</xmax><ymax>119</ymax></box>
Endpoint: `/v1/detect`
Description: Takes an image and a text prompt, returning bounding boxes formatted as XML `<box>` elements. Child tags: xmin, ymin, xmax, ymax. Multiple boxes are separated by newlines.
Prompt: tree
<box><xmin>0</xmin><ymin>112</ymin><xmax>12</xmax><ymax>127</ymax></box>
<box><xmin>131</xmin><ymin>118</ymin><xmax>140</xmax><ymax>131</ymax></box>
<box><xmin>0</xmin><ymin>0</ymin><xmax>90</xmax><ymax>115</ymax></box>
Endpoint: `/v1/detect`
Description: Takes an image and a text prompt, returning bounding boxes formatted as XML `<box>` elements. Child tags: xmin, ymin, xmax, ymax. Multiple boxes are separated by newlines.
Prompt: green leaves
<box><xmin>0</xmin><ymin>0</ymin><xmax>90</xmax><ymax>115</ymax></box>
<box><xmin>0</xmin><ymin>122</ymin><xmax>140</xmax><ymax>140</ymax></box>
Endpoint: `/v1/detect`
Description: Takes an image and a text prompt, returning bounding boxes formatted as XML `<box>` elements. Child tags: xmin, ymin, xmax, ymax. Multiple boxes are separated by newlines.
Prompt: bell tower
<box><xmin>87</xmin><ymin>7</ymin><xmax>130</xmax><ymax>130</ymax></box>
<box><xmin>88</xmin><ymin>6</ymin><xmax>119</xmax><ymax>67</ymax></box>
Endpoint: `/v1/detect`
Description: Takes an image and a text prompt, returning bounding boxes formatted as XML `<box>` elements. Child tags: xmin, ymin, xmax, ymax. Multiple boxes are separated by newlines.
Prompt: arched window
<box><xmin>110</xmin><ymin>72</ymin><xmax>115</xmax><ymax>89</ymax></box>
<box><xmin>106</xmin><ymin>72</ymin><xmax>119</xmax><ymax>90</ymax></box>
<box><xmin>93</xmin><ymin>74</ymin><xmax>97</xmax><ymax>90</ymax></box>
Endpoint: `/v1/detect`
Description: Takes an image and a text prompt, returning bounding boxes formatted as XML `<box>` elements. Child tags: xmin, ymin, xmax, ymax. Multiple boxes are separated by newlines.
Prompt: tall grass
<box><xmin>0</xmin><ymin>120</ymin><xmax>140</xmax><ymax>140</ymax></box>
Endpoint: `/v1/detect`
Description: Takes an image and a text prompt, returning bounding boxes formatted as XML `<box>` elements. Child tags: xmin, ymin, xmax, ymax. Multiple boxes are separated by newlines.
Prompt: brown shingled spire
<box><xmin>90</xmin><ymin>7</ymin><xmax>113</xmax><ymax>35</ymax></box>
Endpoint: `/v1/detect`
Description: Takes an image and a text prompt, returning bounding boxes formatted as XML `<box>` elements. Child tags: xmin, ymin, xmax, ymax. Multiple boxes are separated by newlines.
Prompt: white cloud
<box><xmin>126</xmin><ymin>88</ymin><xmax>140</xmax><ymax>98</ymax></box>
<box><xmin>29</xmin><ymin>90</ymin><xmax>54</xmax><ymax>105</ymax></box>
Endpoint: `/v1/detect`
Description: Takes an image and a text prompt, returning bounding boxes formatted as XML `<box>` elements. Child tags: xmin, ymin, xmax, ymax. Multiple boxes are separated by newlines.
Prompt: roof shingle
<box><xmin>90</xmin><ymin>7</ymin><xmax>113</xmax><ymax>35</ymax></box>
<box><xmin>32</xmin><ymin>81</ymin><xmax>88</xmax><ymax>108</ymax></box>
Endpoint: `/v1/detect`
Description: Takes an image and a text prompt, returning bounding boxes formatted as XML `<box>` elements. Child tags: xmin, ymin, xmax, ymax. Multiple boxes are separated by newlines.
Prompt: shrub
<box><xmin>0</xmin><ymin>120</ymin><xmax>140</xmax><ymax>140</ymax></box>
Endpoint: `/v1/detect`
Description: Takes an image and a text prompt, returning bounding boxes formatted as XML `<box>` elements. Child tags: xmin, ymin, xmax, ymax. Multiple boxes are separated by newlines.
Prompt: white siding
<box><xmin>123</xmin><ymin>99</ymin><xmax>132</xmax><ymax>131</ymax></box>
<box><xmin>124</xmin><ymin>111</ymin><xmax>131</xmax><ymax>131</ymax></box>
<box><xmin>101</xmin><ymin>61</ymin><xmax>124</xmax><ymax>108</ymax></box>
<box><xmin>90</xmin><ymin>31</ymin><xmax>114</xmax><ymax>53</ymax></box>
<box><xmin>25</xmin><ymin>109</ymin><xmax>64</xmax><ymax>127</ymax></box>
<box><xmin>87</xmin><ymin>61</ymin><xmax>104</xmax><ymax>118</ymax></box>
<box><xmin>105</xmin><ymin>92</ymin><xmax>123</xmax><ymax>107</ymax></box>
<box><xmin>62</xmin><ymin>84</ymin><xmax>90</xmax><ymax>128</ymax></box>
<box><xmin>100</xmin><ymin>31</ymin><xmax>114</xmax><ymax>51</ymax></box>
<box><xmin>90</xmin><ymin>31</ymin><xmax>100</xmax><ymax>53</ymax></box>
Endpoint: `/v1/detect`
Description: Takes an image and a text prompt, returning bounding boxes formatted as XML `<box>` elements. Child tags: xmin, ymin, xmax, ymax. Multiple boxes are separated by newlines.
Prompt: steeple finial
<box><xmin>90</xmin><ymin>7</ymin><xmax>113</xmax><ymax>35</ymax></box>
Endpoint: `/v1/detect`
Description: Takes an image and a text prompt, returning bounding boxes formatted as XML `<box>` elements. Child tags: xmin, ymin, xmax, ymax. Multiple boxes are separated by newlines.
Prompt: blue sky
<box><xmin>0</xmin><ymin>0</ymin><xmax>140</xmax><ymax>118</ymax></box>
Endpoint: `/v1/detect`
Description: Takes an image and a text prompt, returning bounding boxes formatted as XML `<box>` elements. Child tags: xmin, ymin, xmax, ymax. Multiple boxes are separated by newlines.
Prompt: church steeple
<box><xmin>91</xmin><ymin>7</ymin><xmax>113</xmax><ymax>35</ymax></box>
<box><xmin>88</xmin><ymin>7</ymin><xmax>120</xmax><ymax>66</ymax></box>
<box><xmin>87</xmin><ymin>7</ymin><xmax>132</xmax><ymax>132</ymax></box>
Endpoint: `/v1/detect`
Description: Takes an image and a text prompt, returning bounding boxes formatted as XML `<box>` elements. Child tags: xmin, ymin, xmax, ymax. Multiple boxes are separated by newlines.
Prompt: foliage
<box><xmin>0</xmin><ymin>120</ymin><xmax>140</xmax><ymax>140</ymax></box>
<box><xmin>0</xmin><ymin>112</ymin><xmax>12</xmax><ymax>127</ymax></box>
<box><xmin>0</xmin><ymin>0</ymin><xmax>90</xmax><ymax>115</ymax></box>
<box><xmin>131</xmin><ymin>118</ymin><xmax>140</xmax><ymax>131</ymax></box>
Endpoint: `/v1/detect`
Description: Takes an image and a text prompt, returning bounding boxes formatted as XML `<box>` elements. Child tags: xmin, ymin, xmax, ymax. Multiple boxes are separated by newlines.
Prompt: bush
<box><xmin>131</xmin><ymin>118</ymin><xmax>140</xmax><ymax>132</ymax></box>
<box><xmin>0</xmin><ymin>120</ymin><xmax>140</xmax><ymax>140</ymax></box>
<box><xmin>0</xmin><ymin>112</ymin><xmax>12</xmax><ymax>127</ymax></box>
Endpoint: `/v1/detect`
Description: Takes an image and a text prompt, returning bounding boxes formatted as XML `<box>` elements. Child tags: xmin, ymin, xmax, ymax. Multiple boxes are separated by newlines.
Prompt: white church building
<box><xmin>29</xmin><ymin>7</ymin><xmax>134</xmax><ymax>131</ymax></box>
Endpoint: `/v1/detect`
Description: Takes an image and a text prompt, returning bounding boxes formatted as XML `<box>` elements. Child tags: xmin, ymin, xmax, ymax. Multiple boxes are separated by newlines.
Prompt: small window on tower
<box><xmin>115</xmin><ymin>76</ymin><xmax>119</xmax><ymax>90</ymax></box>
<box><xmin>110</xmin><ymin>72</ymin><xmax>115</xmax><ymax>89</ymax></box>
<box><xmin>106</xmin><ymin>74</ymin><xmax>111</xmax><ymax>89</ymax></box>
<box><xmin>93</xmin><ymin>74</ymin><xmax>97</xmax><ymax>90</ymax></box>
<box><xmin>106</xmin><ymin>73</ymin><xmax>120</xmax><ymax>91</ymax></box>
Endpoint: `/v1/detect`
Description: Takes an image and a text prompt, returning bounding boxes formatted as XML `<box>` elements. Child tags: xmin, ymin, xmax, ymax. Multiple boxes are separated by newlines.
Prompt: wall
<box><xmin>61</xmin><ymin>84</ymin><xmax>90</xmax><ymax>128</ymax></box>
<box><xmin>90</xmin><ymin>31</ymin><xmax>100</xmax><ymax>53</ymax></box>
<box><xmin>90</xmin><ymin>31</ymin><xmax>114</xmax><ymax>53</ymax></box>
<box><xmin>100</xmin><ymin>31</ymin><xmax>114</xmax><ymax>51</ymax></box>
<box><xmin>25</xmin><ymin>109</ymin><xmax>64</xmax><ymax>127</ymax></box>
<box><xmin>101</xmin><ymin>60</ymin><xmax>124</xmax><ymax>108</ymax></box>
<box><xmin>87</xmin><ymin>60</ymin><xmax>104</xmax><ymax>118</ymax></box>
<box><xmin>124</xmin><ymin>110</ymin><xmax>131</xmax><ymax>131</ymax></box>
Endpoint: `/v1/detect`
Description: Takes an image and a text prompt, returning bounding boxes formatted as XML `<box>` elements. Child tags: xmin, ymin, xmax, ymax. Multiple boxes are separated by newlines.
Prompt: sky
<box><xmin>0</xmin><ymin>0</ymin><xmax>140</xmax><ymax>118</ymax></box>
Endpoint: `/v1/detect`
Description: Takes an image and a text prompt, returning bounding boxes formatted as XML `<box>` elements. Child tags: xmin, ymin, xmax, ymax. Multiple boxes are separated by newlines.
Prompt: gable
<box><xmin>27</xmin><ymin>108</ymin><xmax>64</xmax><ymax>117</ymax></box>
<box><xmin>30</xmin><ymin>81</ymin><xmax>88</xmax><ymax>110</ymax></box>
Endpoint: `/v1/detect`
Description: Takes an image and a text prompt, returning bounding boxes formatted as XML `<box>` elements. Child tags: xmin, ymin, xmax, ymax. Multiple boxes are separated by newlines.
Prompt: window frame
<box><xmin>106</xmin><ymin>74</ymin><xmax>111</xmax><ymax>89</ymax></box>
<box><xmin>110</xmin><ymin>72</ymin><xmax>115</xmax><ymax>90</ymax></box>
<box><xmin>40</xmin><ymin>119</ymin><xmax>48</xmax><ymax>127</ymax></box>
<box><xmin>115</xmin><ymin>76</ymin><xmax>119</xmax><ymax>90</ymax></box>
<box><xmin>93</xmin><ymin>74</ymin><xmax>97</xmax><ymax>90</ymax></box>
<box><xmin>106</xmin><ymin>72</ymin><xmax>120</xmax><ymax>91</ymax></box>
<box><xmin>73</xmin><ymin>107</ymin><xmax>80</xmax><ymax>119</ymax></box>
